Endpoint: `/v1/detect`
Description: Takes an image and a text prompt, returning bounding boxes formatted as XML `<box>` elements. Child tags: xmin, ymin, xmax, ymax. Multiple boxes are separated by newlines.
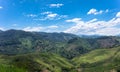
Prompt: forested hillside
<box><xmin>0</xmin><ymin>30</ymin><xmax>120</xmax><ymax>58</ymax></box>
<box><xmin>0</xmin><ymin>30</ymin><xmax>120</xmax><ymax>72</ymax></box>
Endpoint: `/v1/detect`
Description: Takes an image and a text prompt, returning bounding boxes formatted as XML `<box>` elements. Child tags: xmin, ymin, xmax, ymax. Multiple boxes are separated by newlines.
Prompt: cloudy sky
<box><xmin>0</xmin><ymin>0</ymin><xmax>120</xmax><ymax>35</ymax></box>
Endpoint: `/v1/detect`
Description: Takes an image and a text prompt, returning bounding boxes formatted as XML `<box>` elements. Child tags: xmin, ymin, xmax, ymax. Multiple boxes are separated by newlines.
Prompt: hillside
<box><xmin>0</xmin><ymin>30</ymin><xmax>120</xmax><ymax>72</ymax></box>
<box><xmin>0</xmin><ymin>30</ymin><xmax>120</xmax><ymax>59</ymax></box>
<box><xmin>0</xmin><ymin>53</ymin><xmax>74</xmax><ymax>72</ymax></box>
<box><xmin>72</xmin><ymin>46</ymin><xmax>120</xmax><ymax>72</ymax></box>
<box><xmin>0</xmin><ymin>46</ymin><xmax>120</xmax><ymax>72</ymax></box>
<box><xmin>1</xmin><ymin>0</ymin><xmax>120</xmax><ymax>72</ymax></box>
<box><xmin>38</xmin><ymin>32</ymin><xmax>78</xmax><ymax>42</ymax></box>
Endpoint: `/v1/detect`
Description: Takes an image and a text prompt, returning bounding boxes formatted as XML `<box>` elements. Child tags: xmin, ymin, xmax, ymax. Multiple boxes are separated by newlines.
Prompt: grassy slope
<box><xmin>0</xmin><ymin>53</ymin><xmax>73</xmax><ymax>72</ymax></box>
<box><xmin>72</xmin><ymin>46</ymin><xmax>120</xmax><ymax>72</ymax></box>
<box><xmin>0</xmin><ymin>54</ymin><xmax>26</xmax><ymax>72</ymax></box>
<box><xmin>0</xmin><ymin>65</ymin><xmax>26</xmax><ymax>72</ymax></box>
<box><xmin>0</xmin><ymin>47</ymin><xmax>120</xmax><ymax>72</ymax></box>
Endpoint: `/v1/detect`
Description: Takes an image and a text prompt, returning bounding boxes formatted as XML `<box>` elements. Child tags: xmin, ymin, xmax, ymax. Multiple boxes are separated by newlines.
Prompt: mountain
<box><xmin>72</xmin><ymin>46</ymin><xmax>120</xmax><ymax>72</ymax></box>
<box><xmin>38</xmin><ymin>32</ymin><xmax>78</xmax><ymax>42</ymax></box>
<box><xmin>0</xmin><ymin>53</ymin><xmax>74</xmax><ymax>72</ymax></box>
<box><xmin>79</xmin><ymin>35</ymin><xmax>102</xmax><ymax>38</ymax></box>
<box><xmin>0</xmin><ymin>30</ymin><xmax>120</xmax><ymax>72</ymax></box>
<box><xmin>0</xmin><ymin>30</ymin><xmax>3</xmax><ymax>33</ymax></box>
<box><xmin>0</xmin><ymin>46</ymin><xmax>120</xmax><ymax>72</ymax></box>
<box><xmin>0</xmin><ymin>30</ymin><xmax>120</xmax><ymax>59</ymax></box>
<box><xmin>0</xmin><ymin>30</ymin><xmax>79</xmax><ymax>56</ymax></box>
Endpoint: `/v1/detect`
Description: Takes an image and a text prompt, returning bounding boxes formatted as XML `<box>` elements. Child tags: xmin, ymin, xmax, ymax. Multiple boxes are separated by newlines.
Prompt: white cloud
<box><xmin>116</xmin><ymin>12</ymin><xmax>120</xmax><ymax>17</ymax></box>
<box><xmin>58</xmin><ymin>15</ymin><xmax>68</xmax><ymax>19</ymax></box>
<box><xmin>87</xmin><ymin>18</ymin><xmax>97</xmax><ymax>23</ymax></box>
<box><xmin>64</xmin><ymin>12</ymin><xmax>120</xmax><ymax>36</ymax></box>
<box><xmin>49</xmin><ymin>3</ymin><xmax>63</xmax><ymax>8</ymax></box>
<box><xmin>94</xmin><ymin>27</ymin><xmax>120</xmax><ymax>36</ymax></box>
<box><xmin>25</xmin><ymin>11</ymin><xmax>67</xmax><ymax>21</ymax></box>
<box><xmin>87</xmin><ymin>8</ymin><xmax>103</xmax><ymax>15</ymax></box>
<box><xmin>48</xmin><ymin>25</ymin><xmax>58</xmax><ymax>29</ymax></box>
<box><xmin>66</xmin><ymin>18</ymin><xmax>81</xmax><ymax>23</ymax></box>
<box><xmin>23</xmin><ymin>25</ymin><xmax>59</xmax><ymax>32</ymax></box>
<box><xmin>87</xmin><ymin>8</ymin><xmax>108</xmax><ymax>15</ymax></box>
<box><xmin>0</xmin><ymin>6</ymin><xmax>3</xmax><ymax>9</ymax></box>
<box><xmin>0</xmin><ymin>27</ymin><xmax>4</xmax><ymax>31</ymax></box>
<box><xmin>23</xmin><ymin>27</ymin><xmax>43</xmax><ymax>32</ymax></box>
<box><xmin>41</xmin><ymin>12</ymin><xmax>58</xmax><ymax>20</ymax></box>
<box><xmin>47</xmin><ymin>13</ymin><xmax>58</xmax><ymax>18</ymax></box>
<box><xmin>41</xmin><ymin>11</ymin><xmax>52</xmax><ymax>15</ymax></box>
<box><xmin>34</xmin><ymin>11</ymin><xmax>67</xmax><ymax>20</ymax></box>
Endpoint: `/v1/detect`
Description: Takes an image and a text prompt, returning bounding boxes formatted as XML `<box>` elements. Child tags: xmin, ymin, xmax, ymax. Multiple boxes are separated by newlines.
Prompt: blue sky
<box><xmin>0</xmin><ymin>0</ymin><xmax>120</xmax><ymax>35</ymax></box>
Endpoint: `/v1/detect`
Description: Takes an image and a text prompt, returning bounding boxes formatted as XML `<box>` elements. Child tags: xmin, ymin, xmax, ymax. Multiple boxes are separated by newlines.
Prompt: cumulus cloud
<box><xmin>41</xmin><ymin>12</ymin><xmax>58</xmax><ymax>20</ymax></box>
<box><xmin>116</xmin><ymin>12</ymin><xmax>120</xmax><ymax>17</ymax></box>
<box><xmin>48</xmin><ymin>25</ymin><xmax>58</xmax><ymax>29</ymax></box>
<box><xmin>49</xmin><ymin>3</ymin><xmax>63</xmax><ymax>8</ymax></box>
<box><xmin>25</xmin><ymin>11</ymin><xmax>67</xmax><ymax>21</ymax></box>
<box><xmin>87</xmin><ymin>8</ymin><xmax>108</xmax><ymax>15</ymax></box>
<box><xmin>41</xmin><ymin>11</ymin><xmax>52</xmax><ymax>15</ymax></box>
<box><xmin>87</xmin><ymin>18</ymin><xmax>97</xmax><ymax>23</ymax></box>
<box><xmin>23</xmin><ymin>27</ymin><xmax>43</xmax><ymax>32</ymax></box>
<box><xmin>47</xmin><ymin>13</ymin><xmax>58</xmax><ymax>18</ymax></box>
<box><xmin>34</xmin><ymin>11</ymin><xmax>67</xmax><ymax>21</ymax></box>
<box><xmin>64</xmin><ymin>12</ymin><xmax>120</xmax><ymax>36</ymax></box>
<box><xmin>66</xmin><ymin>18</ymin><xmax>82</xmax><ymax>23</ymax></box>
<box><xmin>0</xmin><ymin>27</ymin><xmax>4</xmax><ymax>31</ymax></box>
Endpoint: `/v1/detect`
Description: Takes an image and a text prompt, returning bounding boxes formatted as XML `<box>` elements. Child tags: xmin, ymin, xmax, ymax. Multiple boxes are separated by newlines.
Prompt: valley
<box><xmin>0</xmin><ymin>30</ymin><xmax>120</xmax><ymax>72</ymax></box>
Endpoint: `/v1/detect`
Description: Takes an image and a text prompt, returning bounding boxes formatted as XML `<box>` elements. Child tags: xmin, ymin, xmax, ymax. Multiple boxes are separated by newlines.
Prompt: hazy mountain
<box><xmin>0</xmin><ymin>30</ymin><xmax>3</xmax><ymax>33</ymax></box>
<box><xmin>79</xmin><ymin>35</ymin><xmax>102</xmax><ymax>38</ymax></box>
<box><xmin>37</xmin><ymin>32</ymin><xmax>78</xmax><ymax>42</ymax></box>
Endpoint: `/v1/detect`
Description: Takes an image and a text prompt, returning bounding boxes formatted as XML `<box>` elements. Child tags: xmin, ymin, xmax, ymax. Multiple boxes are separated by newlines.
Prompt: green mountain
<box><xmin>0</xmin><ymin>46</ymin><xmax>120</xmax><ymax>72</ymax></box>
<box><xmin>38</xmin><ymin>32</ymin><xmax>78</xmax><ymax>42</ymax></box>
<box><xmin>0</xmin><ymin>30</ymin><xmax>120</xmax><ymax>58</ymax></box>
<box><xmin>0</xmin><ymin>30</ymin><xmax>120</xmax><ymax>72</ymax></box>
<box><xmin>72</xmin><ymin>46</ymin><xmax>120</xmax><ymax>72</ymax></box>
<box><xmin>0</xmin><ymin>53</ymin><xmax>74</xmax><ymax>72</ymax></box>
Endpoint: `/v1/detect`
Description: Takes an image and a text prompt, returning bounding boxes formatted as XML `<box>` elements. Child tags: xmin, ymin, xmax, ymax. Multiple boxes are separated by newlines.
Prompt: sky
<box><xmin>0</xmin><ymin>0</ymin><xmax>120</xmax><ymax>35</ymax></box>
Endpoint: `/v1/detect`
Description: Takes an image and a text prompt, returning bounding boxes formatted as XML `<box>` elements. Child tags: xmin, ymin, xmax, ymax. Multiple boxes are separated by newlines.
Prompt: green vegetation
<box><xmin>0</xmin><ymin>46</ymin><xmax>120</xmax><ymax>72</ymax></box>
<box><xmin>0</xmin><ymin>65</ymin><xmax>26</xmax><ymax>72</ymax></box>
<box><xmin>0</xmin><ymin>30</ymin><xmax>120</xmax><ymax>72</ymax></box>
<box><xmin>72</xmin><ymin>48</ymin><xmax>118</xmax><ymax>65</ymax></box>
<box><xmin>0</xmin><ymin>30</ymin><xmax>120</xmax><ymax>58</ymax></box>
<box><xmin>0</xmin><ymin>53</ymin><xmax>74</xmax><ymax>72</ymax></box>
<box><xmin>72</xmin><ymin>47</ymin><xmax>120</xmax><ymax>72</ymax></box>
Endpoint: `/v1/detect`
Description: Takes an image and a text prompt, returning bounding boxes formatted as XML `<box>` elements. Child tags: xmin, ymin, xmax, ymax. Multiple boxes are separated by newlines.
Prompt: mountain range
<box><xmin>0</xmin><ymin>29</ymin><xmax>120</xmax><ymax>72</ymax></box>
